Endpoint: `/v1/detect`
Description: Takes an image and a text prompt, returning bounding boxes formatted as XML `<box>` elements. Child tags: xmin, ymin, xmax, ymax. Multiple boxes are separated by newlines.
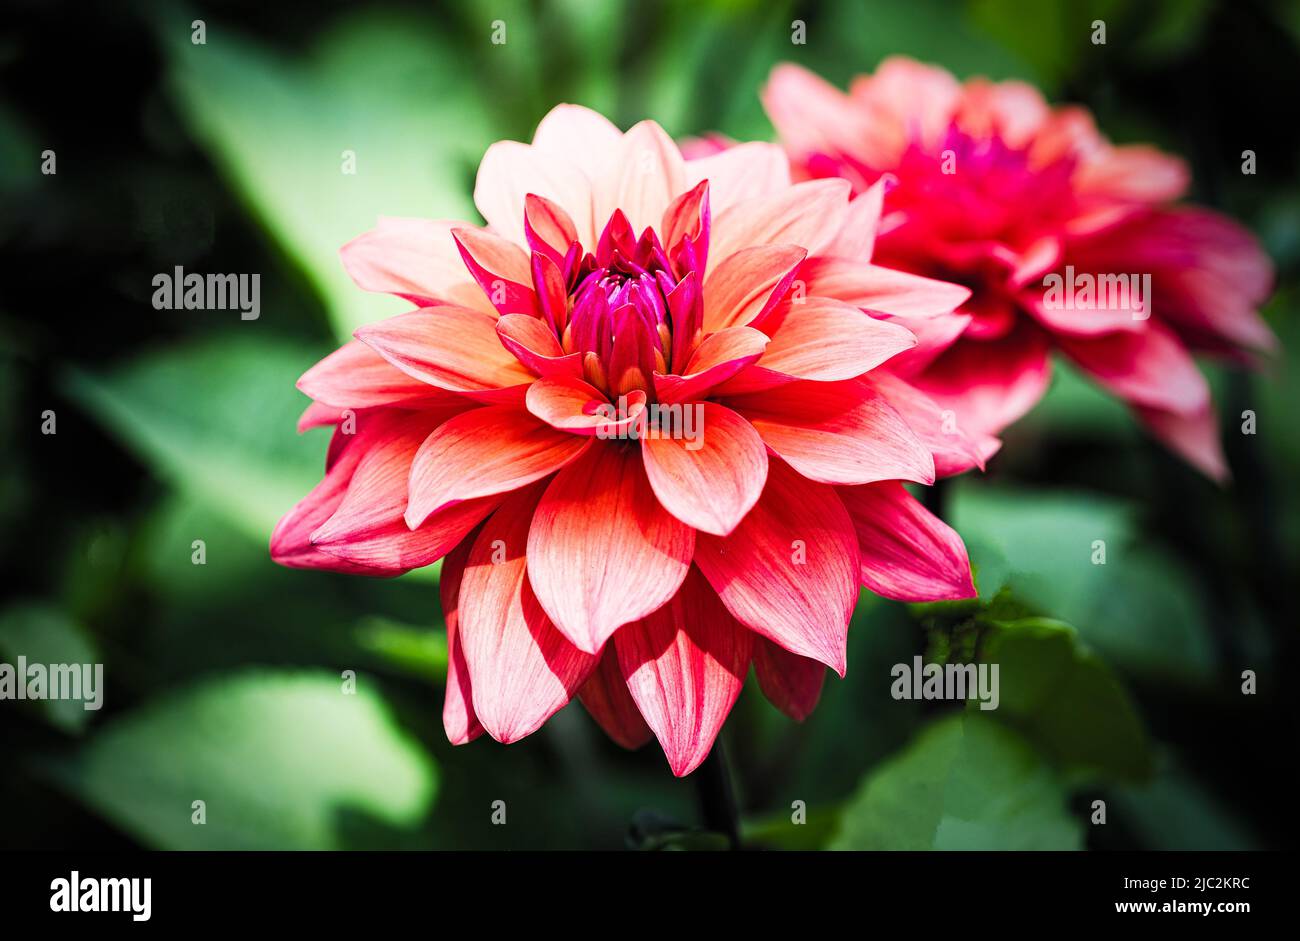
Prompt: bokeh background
<box><xmin>2</xmin><ymin>0</ymin><xmax>1296</xmax><ymax>850</ymax></box>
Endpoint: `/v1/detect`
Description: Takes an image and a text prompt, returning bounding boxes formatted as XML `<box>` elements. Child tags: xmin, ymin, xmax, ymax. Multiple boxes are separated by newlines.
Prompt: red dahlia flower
<box><xmin>764</xmin><ymin>58</ymin><xmax>1276</xmax><ymax>479</ymax></box>
<box><xmin>271</xmin><ymin>105</ymin><xmax>977</xmax><ymax>775</ymax></box>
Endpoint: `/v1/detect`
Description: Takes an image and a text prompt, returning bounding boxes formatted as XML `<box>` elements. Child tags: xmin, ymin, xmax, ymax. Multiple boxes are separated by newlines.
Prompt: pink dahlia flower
<box><xmin>271</xmin><ymin>105</ymin><xmax>977</xmax><ymax>776</ymax></box>
<box><xmin>764</xmin><ymin>58</ymin><xmax>1276</xmax><ymax>480</ymax></box>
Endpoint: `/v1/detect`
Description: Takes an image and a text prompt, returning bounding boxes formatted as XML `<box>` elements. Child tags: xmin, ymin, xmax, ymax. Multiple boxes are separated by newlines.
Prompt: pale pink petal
<box><xmin>763</xmin><ymin>63</ymin><xmax>878</xmax><ymax>166</ymax></box>
<box><xmin>709</xmin><ymin>179</ymin><xmax>851</xmax><ymax>273</ymax></box>
<box><xmin>724</xmin><ymin>380</ymin><xmax>935</xmax><ymax>486</ymax></box>
<box><xmin>526</xmin><ymin>377</ymin><xmax>645</xmax><ymax>435</ymax></box>
<box><xmin>406</xmin><ymin>406</ymin><xmax>591</xmax><ymax>527</ymax></box>
<box><xmin>577</xmin><ymin>647</ymin><xmax>653</xmax><ymax>749</ymax></box>
<box><xmin>864</xmin><ymin>371</ymin><xmax>992</xmax><ymax>477</ymax></box>
<box><xmin>694</xmin><ymin>460</ymin><xmax>858</xmax><ymax>675</ymax></box>
<box><xmin>599</xmin><ymin>120</ymin><xmax>687</xmax><ymax>237</ymax></box>
<box><xmin>819</xmin><ymin>176</ymin><xmax>890</xmax><ymax>262</ymax></box>
<box><xmin>641</xmin><ymin>402</ymin><xmax>768</xmax><ymax>536</ymax></box>
<box><xmin>458</xmin><ymin>485</ymin><xmax>598</xmax><ymax>744</ymax></box>
<box><xmin>838</xmin><ymin>481</ymin><xmax>976</xmax><ymax>601</ymax></box>
<box><xmin>527</xmin><ymin>444</ymin><xmax>694</xmax><ymax>654</ymax></box>
<box><xmin>474</xmin><ymin>140</ymin><xmax>594</xmax><ymax>248</ymax></box>
<box><xmin>753</xmin><ymin>638</ymin><xmax>825</xmax><ymax>722</ymax></box>
<box><xmin>685</xmin><ymin>142</ymin><xmax>792</xmax><ymax>216</ymax></box>
<box><xmin>339</xmin><ymin>217</ymin><xmax>495</xmax><ymax>313</ymax></box>
<box><xmin>615</xmin><ymin>568</ymin><xmax>754</xmax><ymax>777</ymax></box>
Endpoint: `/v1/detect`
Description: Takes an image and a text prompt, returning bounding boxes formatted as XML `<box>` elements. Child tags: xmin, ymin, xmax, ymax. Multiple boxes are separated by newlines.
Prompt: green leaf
<box><xmin>62</xmin><ymin>334</ymin><xmax>326</xmax><ymax>544</ymax></box>
<box><xmin>831</xmin><ymin>714</ymin><xmax>1082</xmax><ymax>850</ymax></box>
<box><xmin>354</xmin><ymin>616</ymin><xmax>448</xmax><ymax>681</ymax></box>
<box><xmin>46</xmin><ymin>670</ymin><xmax>436</xmax><ymax>849</ymax></box>
<box><xmin>161</xmin><ymin>11</ymin><xmax>491</xmax><ymax>340</ymax></box>
<box><xmin>975</xmin><ymin>617</ymin><xmax>1151</xmax><ymax>783</ymax></box>
<box><xmin>0</xmin><ymin>602</ymin><xmax>100</xmax><ymax>733</ymax></box>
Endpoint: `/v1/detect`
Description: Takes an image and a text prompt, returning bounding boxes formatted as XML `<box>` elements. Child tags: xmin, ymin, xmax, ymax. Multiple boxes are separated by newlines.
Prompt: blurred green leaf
<box><xmin>48</xmin><ymin>669</ymin><xmax>436</xmax><ymax>849</ymax></box>
<box><xmin>1114</xmin><ymin>755</ymin><xmax>1261</xmax><ymax>850</ymax></box>
<box><xmin>355</xmin><ymin>616</ymin><xmax>448</xmax><ymax>681</ymax></box>
<box><xmin>831</xmin><ymin>714</ymin><xmax>1082</xmax><ymax>850</ymax></box>
<box><xmin>975</xmin><ymin>617</ymin><xmax>1151</xmax><ymax>783</ymax></box>
<box><xmin>161</xmin><ymin>10</ymin><xmax>490</xmax><ymax>340</ymax></box>
<box><xmin>0</xmin><ymin>602</ymin><xmax>99</xmax><ymax>733</ymax></box>
<box><xmin>62</xmin><ymin>334</ymin><xmax>325</xmax><ymax>544</ymax></box>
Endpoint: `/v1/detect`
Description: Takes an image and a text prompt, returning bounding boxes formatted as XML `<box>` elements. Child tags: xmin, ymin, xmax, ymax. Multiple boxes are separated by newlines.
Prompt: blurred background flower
<box><xmin>1</xmin><ymin>0</ymin><xmax>1295</xmax><ymax>850</ymax></box>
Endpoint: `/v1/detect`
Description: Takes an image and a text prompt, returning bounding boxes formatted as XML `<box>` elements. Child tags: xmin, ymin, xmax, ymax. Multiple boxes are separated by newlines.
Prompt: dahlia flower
<box><xmin>271</xmin><ymin>105</ymin><xmax>978</xmax><ymax>776</ymax></box>
<box><xmin>763</xmin><ymin>58</ymin><xmax>1276</xmax><ymax>480</ymax></box>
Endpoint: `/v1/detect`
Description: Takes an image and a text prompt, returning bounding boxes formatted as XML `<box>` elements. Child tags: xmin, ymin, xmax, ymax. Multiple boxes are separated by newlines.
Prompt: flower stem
<box><xmin>695</xmin><ymin>739</ymin><xmax>741</xmax><ymax>849</ymax></box>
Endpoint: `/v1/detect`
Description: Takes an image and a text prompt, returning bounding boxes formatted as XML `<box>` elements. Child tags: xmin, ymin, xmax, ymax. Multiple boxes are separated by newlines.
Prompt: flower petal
<box><xmin>406</xmin><ymin>406</ymin><xmax>591</xmax><ymax>526</ymax></box>
<box><xmin>702</xmin><ymin>244</ymin><xmax>806</xmax><ymax>333</ymax></box>
<box><xmin>356</xmin><ymin>307</ymin><xmax>535</xmax><ymax>402</ymax></box>
<box><xmin>709</xmin><ymin>179</ymin><xmax>850</xmax><ymax>272</ymax></box>
<box><xmin>475</xmin><ymin>140</ymin><xmax>594</xmax><ymax>248</ymax></box>
<box><xmin>694</xmin><ymin>460</ymin><xmax>858</xmax><ymax>674</ymax></box>
<box><xmin>451</xmin><ymin>226</ymin><xmax>540</xmax><ymax>318</ymax></box>
<box><xmin>458</xmin><ymin>485</ymin><xmax>598</xmax><ymax>743</ymax></box>
<box><xmin>685</xmin><ymin>141</ymin><xmax>791</xmax><ymax>216</ymax></box>
<box><xmin>496</xmin><ymin>314</ymin><xmax>583</xmax><ymax>380</ymax></box>
<box><xmin>1135</xmin><ymin>401</ymin><xmax>1228</xmax><ymax>483</ymax></box>
<box><xmin>838</xmin><ymin>481</ymin><xmax>976</xmax><ymax>601</ymax></box>
<box><xmin>724</xmin><ymin>380</ymin><xmax>935</xmax><ymax>486</ymax></box>
<box><xmin>799</xmin><ymin>258</ymin><xmax>971</xmax><ymax>318</ymax></box>
<box><xmin>527</xmin><ymin>444</ymin><xmax>694</xmax><ymax>654</ymax></box>
<box><xmin>440</xmin><ymin>531</ymin><xmax>485</xmax><ymax>745</ymax></box>
<box><xmin>641</xmin><ymin>402</ymin><xmax>768</xmax><ymax>536</ymax></box>
<box><xmin>1058</xmin><ymin>322</ymin><xmax>1209</xmax><ymax>415</ymax></box>
<box><xmin>653</xmin><ymin>326</ymin><xmax>768</xmax><ymax>404</ymax></box>
<box><xmin>864</xmin><ymin>371</ymin><xmax>992</xmax><ymax>477</ymax></box>
<box><xmin>753</xmin><ymin>638</ymin><xmax>825</xmax><ymax>722</ymax></box>
<box><xmin>615</xmin><ymin>568</ymin><xmax>754</xmax><ymax>777</ymax></box>
<box><xmin>599</xmin><ymin>120</ymin><xmax>687</xmax><ymax>237</ymax></box>
<box><xmin>577</xmin><ymin>647</ymin><xmax>653</xmax><ymax>749</ymax></box>
<box><xmin>526</xmin><ymin>377</ymin><xmax>645</xmax><ymax>436</ymax></box>
<box><xmin>297</xmin><ymin>339</ymin><xmax>467</xmax><ymax>411</ymax></box>
<box><xmin>339</xmin><ymin>216</ymin><xmax>494</xmax><ymax>313</ymax></box>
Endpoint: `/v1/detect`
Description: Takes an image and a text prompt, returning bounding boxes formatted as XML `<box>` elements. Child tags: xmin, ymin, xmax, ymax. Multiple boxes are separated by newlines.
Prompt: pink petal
<box><xmin>440</xmin><ymin>531</ymin><xmax>485</xmax><ymax>745</ymax></box>
<box><xmin>641</xmin><ymin>402</ymin><xmax>768</xmax><ymax>536</ymax></box>
<box><xmin>753</xmin><ymin>638</ymin><xmax>825</xmax><ymax>721</ymax></box>
<box><xmin>702</xmin><ymin>244</ymin><xmax>807</xmax><ymax>333</ymax></box>
<box><xmin>724</xmin><ymin>380</ymin><xmax>935</xmax><ymax>486</ymax></box>
<box><xmin>297</xmin><ymin>339</ymin><xmax>468</xmax><ymax>411</ymax></box>
<box><xmin>458</xmin><ymin>485</ymin><xmax>598</xmax><ymax>743</ymax></box>
<box><xmin>450</xmin><ymin>226</ymin><xmax>540</xmax><ymax>318</ymax></box>
<box><xmin>309</xmin><ymin>412</ymin><xmax>501</xmax><ymax>571</ymax></box>
<box><xmin>526</xmin><ymin>376</ymin><xmax>645</xmax><ymax>436</ymax></box>
<box><xmin>694</xmin><ymin>459</ymin><xmax>858</xmax><ymax>674</ymax></box>
<box><xmin>496</xmin><ymin>314</ymin><xmax>583</xmax><ymax>380</ymax></box>
<box><xmin>527</xmin><ymin>444</ymin><xmax>694</xmax><ymax>654</ymax></box>
<box><xmin>1135</xmin><ymin>401</ymin><xmax>1229</xmax><ymax>483</ymax></box>
<box><xmin>819</xmin><ymin>176</ymin><xmax>890</xmax><ymax>262</ymax></box>
<box><xmin>615</xmin><ymin>568</ymin><xmax>754</xmax><ymax>777</ymax></box>
<box><xmin>739</xmin><ymin>297</ymin><xmax>918</xmax><ymax>385</ymax></box>
<box><xmin>1058</xmin><ymin>323</ymin><xmax>1210</xmax><ymax>415</ymax></box>
<box><xmin>598</xmin><ymin>120</ymin><xmax>687</xmax><ymax>237</ymax></box>
<box><xmin>685</xmin><ymin>141</ymin><xmax>792</xmax><ymax>216</ymax></box>
<box><xmin>474</xmin><ymin>140</ymin><xmax>594</xmax><ymax>248</ymax></box>
<box><xmin>355</xmin><ymin>307</ymin><xmax>534</xmax><ymax>402</ymax></box>
<box><xmin>577</xmin><ymin>647</ymin><xmax>653</xmax><ymax>749</ymax></box>
<box><xmin>838</xmin><ymin>481</ymin><xmax>976</xmax><ymax>601</ymax></box>
<box><xmin>339</xmin><ymin>216</ymin><xmax>495</xmax><ymax>313</ymax></box>
<box><xmin>406</xmin><ymin>406</ymin><xmax>592</xmax><ymax>527</ymax></box>
<box><xmin>762</xmin><ymin>63</ymin><xmax>878</xmax><ymax>167</ymax></box>
<box><xmin>709</xmin><ymin>179</ymin><xmax>851</xmax><ymax>273</ymax></box>
<box><xmin>654</xmin><ymin>326</ymin><xmax>768</xmax><ymax>404</ymax></box>
<box><xmin>865</xmin><ymin>371</ymin><xmax>992</xmax><ymax>477</ymax></box>
<box><xmin>799</xmin><ymin>258</ymin><xmax>971</xmax><ymax>318</ymax></box>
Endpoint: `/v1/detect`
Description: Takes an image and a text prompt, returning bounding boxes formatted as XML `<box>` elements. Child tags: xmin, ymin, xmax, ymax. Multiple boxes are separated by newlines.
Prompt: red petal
<box><xmin>838</xmin><ymin>481</ymin><xmax>976</xmax><ymax>601</ymax></box>
<box><xmin>577</xmin><ymin>647</ymin><xmax>653</xmax><ymax>749</ymax></box>
<box><xmin>754</xmin><ymin>638</ymin><xmax>825</xmax><ymax>721</ymax></box>
<box><xmin>526</xmin><ymin>376</ymin><xmax>645</xmax><ymax>436</ymax></box>
<box><xmin>725</xmin><ymin>380</ymin><xmax>935</xmax><ymax>486</ymax></box>
<box><xmin>297</xmin><ymin>340</ymin><xmax>466</xmax><ymax>411</ymax></box>
<box><xmin>702</xmin><ymin>244</ymin><xmax>806</xmax><ymax>333</ymax></box>
<box><xmin>653</xmin><ymin>327</ymin><xmax>768</xmax><ymax>405</ymax></box>
<box><xmin>496</xmin><ymin>314</ymin><xmax>583</xmax><ymax>380</ymax></box>
<box><xmin>441</xmin><ymin>531</ymin><xmax>485</xmax><ymax>744</ymax></box>
<box><xmin>694</xmin><ymin>460</ymin><xmax>858</xmax><ymax>674</ymax></box>
<box><xmin>451</xmin><ymin>227</ymin><xmax>541</xmax><ymax>318</ymax></box>
<box><xmin>615</xmin><ymin>569</ymin><xmax>754</xmax><ymax>777</ymax></box>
